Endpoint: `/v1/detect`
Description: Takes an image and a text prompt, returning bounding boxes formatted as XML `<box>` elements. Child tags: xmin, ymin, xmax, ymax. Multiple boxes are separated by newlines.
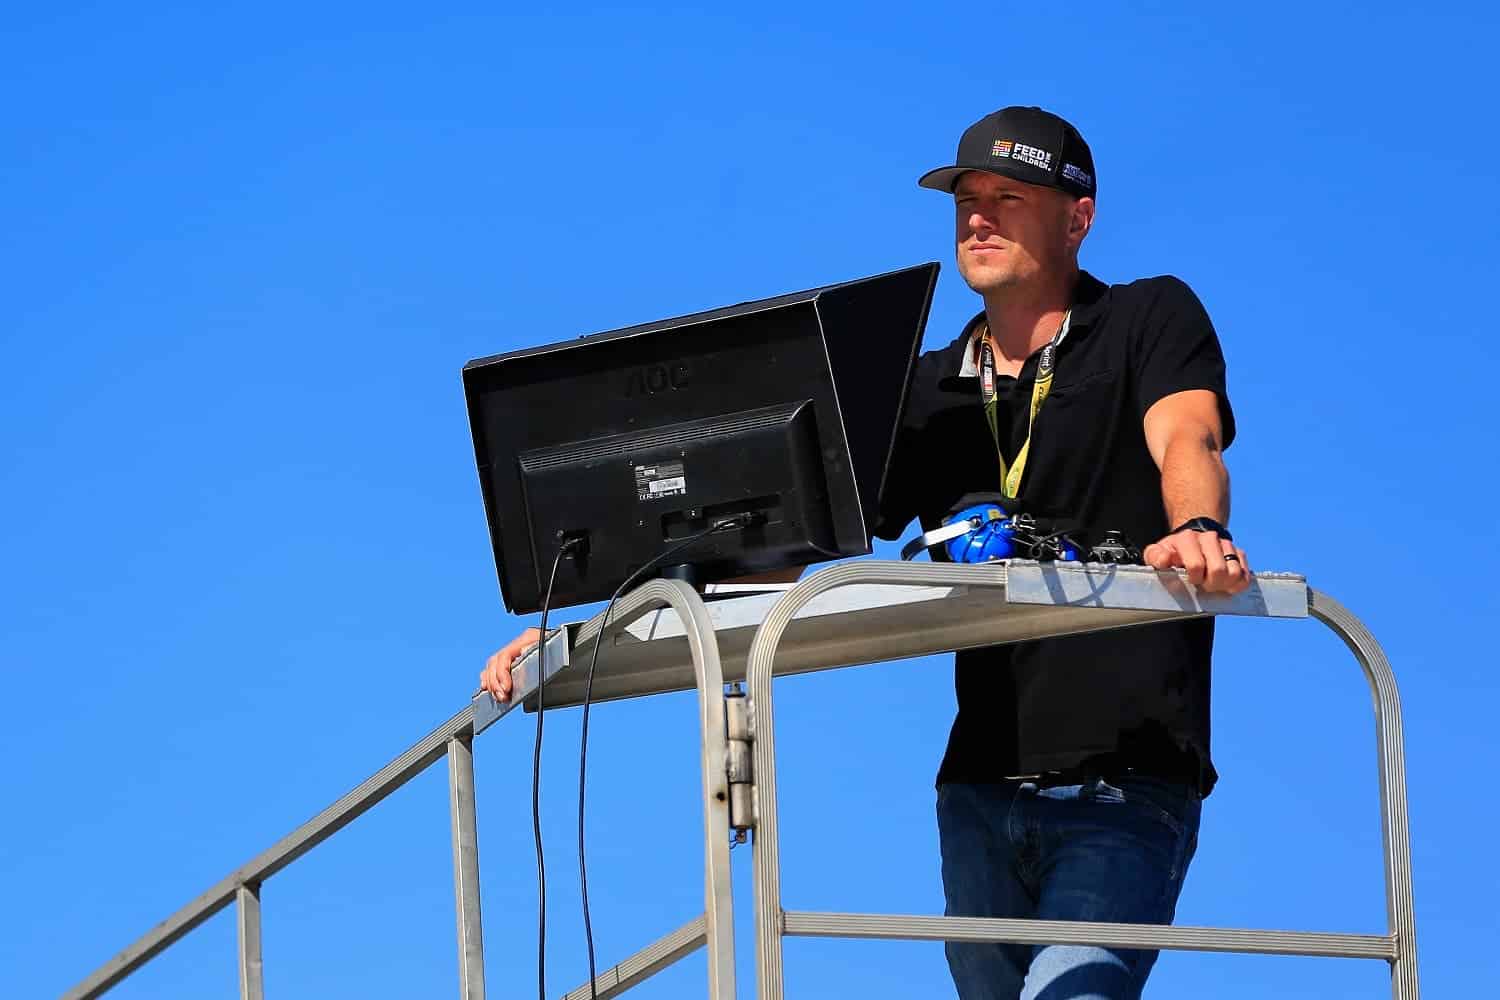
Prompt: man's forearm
<box><xmin>1158</xmin><ymin>429</ymin><xmax>1231</xmax><ymax>527</ymax></box>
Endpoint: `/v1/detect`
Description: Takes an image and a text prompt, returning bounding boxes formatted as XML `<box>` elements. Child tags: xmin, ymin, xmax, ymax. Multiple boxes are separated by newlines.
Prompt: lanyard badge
<box><xmin>978</xmin><ymin>310</ymin><xmax>1069</xmax><ymax>500</ymax></box>
<box><xmin>979</xmin><ymin>338</ymin><xmax>1000</xmax><ymax>444</ymax></box>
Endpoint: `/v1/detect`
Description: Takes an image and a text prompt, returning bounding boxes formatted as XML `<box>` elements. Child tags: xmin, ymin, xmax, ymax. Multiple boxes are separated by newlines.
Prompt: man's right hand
<box><xmin>479</xmin><ymin>627</ymin><xmax>542</xmax><ymax>704</ymax></box>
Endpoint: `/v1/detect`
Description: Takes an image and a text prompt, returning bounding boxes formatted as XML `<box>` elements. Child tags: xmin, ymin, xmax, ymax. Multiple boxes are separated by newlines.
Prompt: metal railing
<box><xmin>63</xmin><ymin>701</ymin><xmax>486</xmax><ymax>1000</ymax></box>
<box><xmin>64</xmin><ymin>561</ymin><xmax>1419</xmax><ymax>1000</ymax></box>
<box><xmin>63</xmin><ymin>578</ymin><xmax>730</xmax><ymax>1000</ymax></box>
<box><xmin>740</xmin><ymin>563</ymin><xmax>1417</xmax><ymax>1000</ymax></box>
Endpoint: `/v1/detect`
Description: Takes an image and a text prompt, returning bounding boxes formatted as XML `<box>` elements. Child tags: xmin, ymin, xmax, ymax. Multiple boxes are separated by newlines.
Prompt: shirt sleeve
<box><xmin>1132</xmin><ymin>276</ymin><xmax>1236</xmax><ymax>448</ymax></box>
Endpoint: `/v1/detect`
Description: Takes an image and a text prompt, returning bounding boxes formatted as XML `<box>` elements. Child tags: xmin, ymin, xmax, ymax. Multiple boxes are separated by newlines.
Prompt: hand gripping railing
<box><xmin>742</xmin><ymin>561</ymin><xmax>1420</xmax><ymax>1000</ymax></box>
<box><xmin>62</xmin><ymin>578</ymin><xmax>733</xmax><ymax>1000</ymax></box>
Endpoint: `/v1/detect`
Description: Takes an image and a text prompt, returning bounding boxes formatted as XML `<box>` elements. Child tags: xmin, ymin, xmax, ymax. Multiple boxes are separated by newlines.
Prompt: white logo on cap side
<box><xmin>1008</xmin><ymin>142</ymin><xmax>1053</xmax><ymax>171</ymax></box>
<box><xmin>1062</xmin><ymin>163</ymin><xmax>1093</xmax><ymax>187</ymax></box>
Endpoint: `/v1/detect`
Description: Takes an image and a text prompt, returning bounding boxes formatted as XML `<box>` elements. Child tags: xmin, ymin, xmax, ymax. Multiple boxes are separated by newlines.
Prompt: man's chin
<box><xmin>957</xmin><ymin>267</ymin><xmax>1017</xmax><ymax>296</ymax></box>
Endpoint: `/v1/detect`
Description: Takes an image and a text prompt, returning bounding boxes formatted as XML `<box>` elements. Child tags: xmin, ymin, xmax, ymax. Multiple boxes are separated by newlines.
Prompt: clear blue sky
<box><xmin>4</xmin><ymin>3</ymin><xmax>1496</xmax><ymax>998</ymax></box>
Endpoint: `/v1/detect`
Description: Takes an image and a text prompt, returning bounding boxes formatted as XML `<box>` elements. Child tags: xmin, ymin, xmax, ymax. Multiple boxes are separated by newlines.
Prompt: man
<box><xmin>868</xmin><ymin>105</ymin><xmax>1248</xmax><ymax>999</ymax></box>
<box><xmin>480</xmin><ymin>104</ymin><xmax>1248</xmax><ymax>1000</ymax></box>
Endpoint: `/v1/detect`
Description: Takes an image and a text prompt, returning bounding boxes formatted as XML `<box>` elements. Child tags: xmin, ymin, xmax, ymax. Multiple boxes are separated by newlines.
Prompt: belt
<box><xmin>1003</xmin><ymin>768</ymin><xmax>1104</xmax><ymax>788</ymax></box>
<box><xmin>1003</xmin><ymin>760</ymin><xmax>1202</xmax><ymax>794</ymax></box>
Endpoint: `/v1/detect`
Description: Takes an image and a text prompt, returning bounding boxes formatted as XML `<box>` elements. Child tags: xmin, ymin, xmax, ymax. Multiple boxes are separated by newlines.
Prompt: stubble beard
<box><xmin>958</xmin><ymin>252</ymin><xmax>1026</xmax><ymax>298</ymax></box>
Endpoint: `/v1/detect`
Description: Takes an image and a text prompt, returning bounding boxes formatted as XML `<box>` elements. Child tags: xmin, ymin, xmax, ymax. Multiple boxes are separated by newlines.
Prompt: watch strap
<box><xmin>1170</xmin><ymin>516</ymin><xmax>1233</xmax><ymax>541</ymax></box>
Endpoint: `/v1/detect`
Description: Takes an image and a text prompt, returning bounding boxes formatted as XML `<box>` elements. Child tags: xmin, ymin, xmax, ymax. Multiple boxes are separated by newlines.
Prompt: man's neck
<box><xmin>982</xmin><ymin>266</ymin><xmax>1079</xmax><ymax>362</ymax></box>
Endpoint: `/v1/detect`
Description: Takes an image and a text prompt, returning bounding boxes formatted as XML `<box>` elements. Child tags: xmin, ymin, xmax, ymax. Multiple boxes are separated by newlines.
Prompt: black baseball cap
<box><xmin>919</xmin><ymin>106</ymin><xmax>1097</xmax><ymax>199</ymax></box>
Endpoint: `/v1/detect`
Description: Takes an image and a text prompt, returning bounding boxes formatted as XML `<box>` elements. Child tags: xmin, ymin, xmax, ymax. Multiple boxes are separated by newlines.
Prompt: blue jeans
<box><xmin>937</xmin><ymin>776</ymin><xmax>1201</xmax><ymax>1000</ymax></box>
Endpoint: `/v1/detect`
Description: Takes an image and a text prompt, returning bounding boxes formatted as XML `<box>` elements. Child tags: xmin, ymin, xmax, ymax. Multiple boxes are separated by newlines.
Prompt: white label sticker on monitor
<box><xmin>635</xmin><ymin>461</ymin><xmax>687</xmax><ymax>501</ymax></box>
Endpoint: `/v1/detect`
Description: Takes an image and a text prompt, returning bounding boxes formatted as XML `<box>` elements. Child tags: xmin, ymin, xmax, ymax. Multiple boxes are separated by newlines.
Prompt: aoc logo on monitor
<box><xmin>625</xmin><ymin>362</ymin><xmax>692</xmax><ymax>398</ymax></box>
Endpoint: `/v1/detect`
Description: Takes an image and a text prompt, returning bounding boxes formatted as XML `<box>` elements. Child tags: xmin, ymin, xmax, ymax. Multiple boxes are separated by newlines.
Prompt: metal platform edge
<box><xmin>1003</xmin><ymin>561</ymin><xmax>1308</xmax><ymax>617</ymax></box>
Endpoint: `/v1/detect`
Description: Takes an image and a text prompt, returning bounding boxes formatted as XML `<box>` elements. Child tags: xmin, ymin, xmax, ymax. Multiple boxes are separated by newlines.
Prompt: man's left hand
<box><xmin>1142</xmin><ymin>528</ymin><xmax>1250</xmax><ymax>594</ymax></box>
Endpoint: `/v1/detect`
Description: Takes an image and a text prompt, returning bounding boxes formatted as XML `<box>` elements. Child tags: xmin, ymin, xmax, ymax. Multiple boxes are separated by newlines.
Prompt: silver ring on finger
<box><xmin>1223</xmin><ymin>553</ymin><xmax>1239</xmax><ymax>563</ymax></box>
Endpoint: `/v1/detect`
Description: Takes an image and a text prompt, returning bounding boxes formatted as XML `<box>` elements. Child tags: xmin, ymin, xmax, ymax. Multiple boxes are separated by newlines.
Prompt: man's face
<box><xmin>953</xmin><ymin>171</ymin><xmax>1091</xmax><ymax>295</ymax></box>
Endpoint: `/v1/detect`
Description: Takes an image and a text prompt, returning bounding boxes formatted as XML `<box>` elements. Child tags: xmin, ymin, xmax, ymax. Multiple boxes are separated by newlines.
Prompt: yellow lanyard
<box><xmin>979</xmin><ymin>310</ymin><xmax>1070</xmax><ymax>499</ymax></box>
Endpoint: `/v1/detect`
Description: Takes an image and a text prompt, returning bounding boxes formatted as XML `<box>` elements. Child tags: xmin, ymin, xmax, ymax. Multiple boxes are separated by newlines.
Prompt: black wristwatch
<box><xmin>1170</xmin><ymin>516</ymin><xmax>1233</xmax><ymax>541</ymax></box>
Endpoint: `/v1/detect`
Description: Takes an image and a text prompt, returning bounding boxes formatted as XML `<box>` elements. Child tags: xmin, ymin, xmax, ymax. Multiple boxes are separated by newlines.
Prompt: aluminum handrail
<box><xmin>62</xmin><ymin>701</ymin><xmax>479</xmax><ymax>1000</ymax></box>
<box><xmin>62</xmin><ymin>578</ymin><xmax>729</xmax><ymax>1000</ymax></box>
<box><xmin>64</xmin><ymin>561</ymin><xmax>1420</xmax><ymax>1000</ymax></box>
<box><xmin>742</xmin><ymin>561</ymin><xmax>1420</xmax><ymax>1000</ymax></box>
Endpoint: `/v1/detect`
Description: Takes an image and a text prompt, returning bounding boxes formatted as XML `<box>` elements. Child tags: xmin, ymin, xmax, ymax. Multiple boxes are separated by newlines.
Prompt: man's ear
<box><xmin>1068</xmin><ymin>196</ymin><xmax>1096</xmax><ymax>247</ymax></box>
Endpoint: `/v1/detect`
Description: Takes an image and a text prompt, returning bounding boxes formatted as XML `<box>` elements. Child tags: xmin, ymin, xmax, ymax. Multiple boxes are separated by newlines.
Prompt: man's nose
<box><xmin>968</xmin><ymin>210</ymin><xmax>995</xmax><ymax>237</ymax></box>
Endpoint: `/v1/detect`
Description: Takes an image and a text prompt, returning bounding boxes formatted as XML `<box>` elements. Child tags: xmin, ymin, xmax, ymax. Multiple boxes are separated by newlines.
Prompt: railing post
<box><xmin>742</xmin><ymin>563</ymin><xmax>1412</xmax><ymax>1000</ymax></box>
<box><xmin>571</xmin><ymin>578</ymin><xmax>738</xmax><ymax>1000</ymax></box>
<box><xmin>236</xmin><ymin>883</ymin><xmax>264</xmax><ymax>1000</ymax></box>
<box><xmin>448</xmin><ymin>733</ymin><xmax>486</xmax><ymax>1000</ymax></box>
<box><xmin>1309</xmin><ymin>591</ymin><xmax>1421</xmax><ymax>1000</ymax></box>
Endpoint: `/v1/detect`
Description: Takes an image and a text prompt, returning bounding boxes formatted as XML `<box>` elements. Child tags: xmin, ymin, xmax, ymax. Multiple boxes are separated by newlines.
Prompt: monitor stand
<box><xmin>658</xmin><ymin>563</ymin><xmax>702</xmax><ymax>592</ymax></box>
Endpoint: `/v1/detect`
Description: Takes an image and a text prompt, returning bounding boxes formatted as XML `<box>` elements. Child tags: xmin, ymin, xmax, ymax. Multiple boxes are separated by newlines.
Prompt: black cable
<box><xmin>532</xmin><ymin>539</ymin><xmax>577</xmax><ymax>1000</ymax></box>
<box><xmin>578</xmin><ymin>514</ymin><xmax>758</xmax><ymax>999</ymax></box>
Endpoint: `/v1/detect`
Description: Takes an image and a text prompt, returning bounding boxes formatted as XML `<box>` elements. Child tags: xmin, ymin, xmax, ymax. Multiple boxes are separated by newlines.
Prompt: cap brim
<box><xmin>916</xmin><ymin>166</ymin><xmax>971</xmax><ymax>192</ymax></box>
<box><xmin>918</xmin><ymin>163</ymin><xmax>1045</xmax><ymax>193</ymax></box>
<box><xmin>919</xmin><ymin>162</ymin><xmax>1093</xmax><ymax>199</ymax></box>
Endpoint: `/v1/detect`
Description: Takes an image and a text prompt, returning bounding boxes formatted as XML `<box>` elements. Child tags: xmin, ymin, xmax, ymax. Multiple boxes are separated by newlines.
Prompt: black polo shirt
<box><xmin>874</xmin><ymin>271</ymin><xmax>1235</xmax><ymax>794</ymax></box>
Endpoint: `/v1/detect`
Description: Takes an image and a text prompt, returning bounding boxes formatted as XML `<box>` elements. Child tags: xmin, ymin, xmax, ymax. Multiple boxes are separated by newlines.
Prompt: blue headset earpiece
<box><xmin>898</xmin><ymin>495</ymin><xmax>1084</xmax><ymax>563</ymax></box>
<box><xmin>944</xmin><ymin>502</ymin><xmax>1018</xmax><ymax>563</ymax></box>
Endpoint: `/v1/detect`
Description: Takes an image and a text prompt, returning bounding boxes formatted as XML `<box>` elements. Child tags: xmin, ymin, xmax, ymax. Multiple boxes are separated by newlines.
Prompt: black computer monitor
<box><xmin>463</xmin><ymin>262</ymin><xmax>939</xmax><ymax>614</ymax></box>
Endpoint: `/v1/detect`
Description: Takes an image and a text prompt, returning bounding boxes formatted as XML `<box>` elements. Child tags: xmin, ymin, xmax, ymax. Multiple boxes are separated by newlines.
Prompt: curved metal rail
<box><xmin>63</xmin><ymin>563</ymin><xmax>1418</xmax><ymax>1000</ymax></box>
<box><xmin>62</xmin><ymin>578</ymin><xmax>732</xmax><ymax>1000</ymax></box>
<box><xmin>743</xmin><ymin>563</ymin><xmax>1418</xmax><ymax>1000</ymax></box>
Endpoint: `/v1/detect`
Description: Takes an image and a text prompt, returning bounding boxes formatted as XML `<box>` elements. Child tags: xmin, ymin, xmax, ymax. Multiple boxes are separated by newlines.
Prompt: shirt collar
<box><xmin>948</xmin><ymin>270</ymin><xmax>1109</xmax><ymax>377</ymax></box>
